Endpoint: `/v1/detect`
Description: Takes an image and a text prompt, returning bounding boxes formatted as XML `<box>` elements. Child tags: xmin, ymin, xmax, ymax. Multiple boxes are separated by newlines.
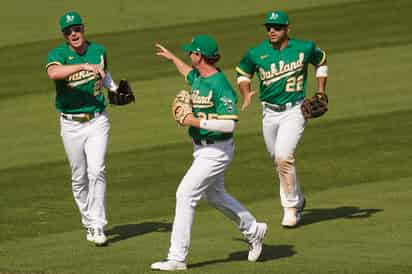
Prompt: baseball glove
<box><xmin>172</xmin><ymin>90</ymin><xmax>193</xmax><ymax>125</ymax></box>
<box><xmin>301</xmin><ymin>92</ymin><xmax>328</xmax><ymax>119</ymax></box>
<box><xmin>108</xmin><ymin>80</ymin><xmax>135</xmax><ymax>105</ymax></box>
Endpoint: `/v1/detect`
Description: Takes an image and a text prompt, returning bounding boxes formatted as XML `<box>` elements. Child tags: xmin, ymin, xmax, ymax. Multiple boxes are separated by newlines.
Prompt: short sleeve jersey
<box><xmin>46</xmin><ymin>42</ymin><xmax>107</xmax><ymax>114</ymax></box>
<box><xmin>186</xmin><ymin>69</ymin><xmax>239</xmax><ymax>141</ymax></box>
<box><xmin>236</xmin><ymin>38</ymin><xmax>326</xmax><ymax>105</ymax></box>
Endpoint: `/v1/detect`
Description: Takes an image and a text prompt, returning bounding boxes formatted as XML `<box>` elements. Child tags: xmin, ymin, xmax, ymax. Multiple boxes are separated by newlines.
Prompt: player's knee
<box><xmin>71</xmin><ymin>174</ymin><xmax>88</xmax><ymax>186</ymax></box>
<box><xmin>203</xmin><ymin>190</ymin><xmax>220</xmax><ymax>206</ymax></box>
<box><xmin>71</xmin><ymin>183</ymin><xmax>88</xmax><ymax>196</ymax></box>
<box><xmin>176</xmin><ymin>188</ymin><xmax>200</xmax><ymax>208</ymax></box>
<box><xmin>87</xmin><ymin>166</ymin><xmax>106</xmax><ymax>181</ymax></box>
<box><xmin>275</xmin><ymin>155</ymin><xmax>295</xmax><ymax>175</ymax></box>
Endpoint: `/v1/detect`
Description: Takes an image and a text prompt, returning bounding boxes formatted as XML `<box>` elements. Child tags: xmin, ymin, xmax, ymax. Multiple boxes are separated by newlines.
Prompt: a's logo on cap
<box><xmin>66</xmin><ymin>15</ymin><xmax>74</xmax><ymax>23</ymax></box>
<box><xmin>270</xmin><ymin>12</ymin><xmax>279</xmax><ymax>20</ymax></box>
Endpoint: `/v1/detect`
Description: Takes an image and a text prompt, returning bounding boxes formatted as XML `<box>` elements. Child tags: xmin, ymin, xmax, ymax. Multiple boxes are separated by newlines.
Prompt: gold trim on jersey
<box><xmin>317</xmin><ymin>50</ymin><xmax>327</xmax><ymax>66</ymax></box>
<box><xmin>235</xmin><ymin>67</ymin><xmax>252</xmax><ymax>78</ymax></box>
<box><xmin>217</xmin><ymin>114</ymin><xmax>239</xmax><ymax>120</ymax></box>
<box><xmin>46</xmin><ymin>61</ymin><xmax>62</xmax><ymax>70</ymax></box>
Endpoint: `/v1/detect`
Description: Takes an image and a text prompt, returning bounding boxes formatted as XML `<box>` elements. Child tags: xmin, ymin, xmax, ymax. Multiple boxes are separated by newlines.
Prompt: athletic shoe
<box><xmin>298</xmin><ymin>197</ymin><xmax>306</xmax><ymax>213</ymax></box>
<box><xmin>87</xmin><ymin>227</ymin><xmax>107</xmax><ymax>245</ymax></box>
<box><xmin>282</xmin><ymin>198</ymin><xmax>306</xmax><ymax>228</ymax></box>
<box><xmin>93</xmin><ymin>227</ymin><xmax>107</xmax><ymax>246</ymax></box>
<box><xmin>150</xmin><ymin>260</ymin><xmax>187</xmax><ymax>271</ymax></box>
<box><xmin>281</xmin><ymin>207</ymin><xmax>300</xmax><ymax>227</ymax></box>
<box><xmin>248</xmin><ymin>222</ymin><xmax>267</xmax><ymax>262</ymax></box>
<box><xmin>86</xmin><ymin>227</ymin><xmax>94</xmax><ymax>242</ymax></box>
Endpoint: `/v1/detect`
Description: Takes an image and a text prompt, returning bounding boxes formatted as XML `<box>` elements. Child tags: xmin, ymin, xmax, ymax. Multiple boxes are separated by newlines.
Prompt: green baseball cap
<box><xmin>181</xmin><ymin>35</ymin><xmax>219</xmax><ymax>58</ymax></box>
<box><xmin>59</xmin><ymin>11</ymin><xmax>83</xmax><ymax>31</ymax></box>
<box><xmin>264</xmin><ymin>11</ymin><xmax>289</xmax><ymax>25</ymax></box>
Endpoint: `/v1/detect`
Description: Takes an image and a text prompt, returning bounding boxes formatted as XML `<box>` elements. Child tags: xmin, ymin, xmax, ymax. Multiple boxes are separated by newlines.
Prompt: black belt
<box><xmin>263</xmin><ymin>100</ymin><xmax>303</xmax><ymax>112</ymax></box>
<box><xmin>193</xmin><ymin>139</ymin><xmax>215</xmax><ymax>145</ymax></box>
<box><xmin>62</xmin><ymin>112</ymin><xmax>99</xmax><ymax>123</ymax></box>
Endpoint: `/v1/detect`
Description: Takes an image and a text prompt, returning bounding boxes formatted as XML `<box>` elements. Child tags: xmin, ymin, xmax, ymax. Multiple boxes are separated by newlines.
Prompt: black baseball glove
<box><xmin>108</xmin><ymin>80</ymin><xmax>135</xmax><ymax>105</ymax></box>
<box><xmin>301</xmin><ymin>92</ymin><xmax>328</xmax><ymax>119</ymax></box>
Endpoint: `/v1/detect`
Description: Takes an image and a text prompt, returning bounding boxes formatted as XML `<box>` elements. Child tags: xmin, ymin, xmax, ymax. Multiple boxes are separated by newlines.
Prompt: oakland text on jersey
<box><xmin>191</xmin><ymin>90</ymin><xmax>214</xmax><ymax>108</ymax></box>
<box><xmin>66</xmin><ymin>70</ymin><xmax>97</xmax><ymax>87</ymax></box>
<box><xmin>66</xmin><ymin>54</ymin><xmax>104</xmax><ymax>87</ymax></box>
<box><xmin>259</xmin><ymin>52</ymin><xmax>304</xmax><ymax>86</ymax></box>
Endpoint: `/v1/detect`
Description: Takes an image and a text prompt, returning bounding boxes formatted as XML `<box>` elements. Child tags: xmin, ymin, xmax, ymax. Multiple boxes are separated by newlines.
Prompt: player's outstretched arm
<box><xmin>155</xmin><ymin>43</ymin><xmax>192</xmax><ymax>78</ymax></box>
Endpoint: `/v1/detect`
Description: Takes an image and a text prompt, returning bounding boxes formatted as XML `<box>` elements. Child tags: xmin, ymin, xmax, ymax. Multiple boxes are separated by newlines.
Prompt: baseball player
<box><xmin>46</xmin><ymin>11</ymin><xmax>120</xmax><ymax>245</ymax></box>
<box><xmin>151</xmin><ymin>35</ymin><xmax>267</xmax><ymax>271</ymax></box>
<box><xmin>236</xmin><ymin>11</ymin><xmax>328</xmax><ymax>228</ymax></box>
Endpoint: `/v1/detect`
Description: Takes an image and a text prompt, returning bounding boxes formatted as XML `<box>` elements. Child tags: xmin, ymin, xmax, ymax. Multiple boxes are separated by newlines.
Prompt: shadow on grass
<box><xmin>299</xmin><ymin>206</ymin><xmax>383</xmax><ymax>227</ymax></box>
<box><xmin>105</xmin><ymin>222</ymin><xmax>172</xmax><ymax>244</ymax></box>
<box><xmin>189</xmin><ymin>244</ymin><xmax>295</xmax><ymax>268</ymax></box>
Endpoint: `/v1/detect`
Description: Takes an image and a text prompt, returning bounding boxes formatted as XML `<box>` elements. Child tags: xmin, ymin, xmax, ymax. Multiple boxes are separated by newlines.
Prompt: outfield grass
<box><xmin>0</xmin><ymin>0</ymin><xmax>359</xmax><ymax>47</ymax></box>
<box><xmin>1</xmin><ymin>0</ymin><xmax>412</xmax><ymax>273</ymax></box>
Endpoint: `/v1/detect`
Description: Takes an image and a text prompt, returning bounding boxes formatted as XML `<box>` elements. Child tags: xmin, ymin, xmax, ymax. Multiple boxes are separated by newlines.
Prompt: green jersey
<box><xmin>236</xmin><ymin>38</ymin><xmax>326</xmax><ymax>105</ymax></box>
<box><xmin>186</xmin><ymin>69</ymin><xmax>239</xmax><ymax>141</ymax></box>
<box><xmin>46</xmin><ymin>42</ymin><xmax>107</xmax><ymax>114</ymax></box>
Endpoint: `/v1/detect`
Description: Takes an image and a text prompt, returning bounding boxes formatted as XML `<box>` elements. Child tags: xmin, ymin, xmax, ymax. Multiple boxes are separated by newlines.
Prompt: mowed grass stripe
<box><xmin>0</xmin><ymin>0</ymin><xmax>411</xmax><ymax>99</ymax></box>
<box><xmin>1</xmin><ymin>176</ymin><xmax>411</xmax><ymax>274</ymax></box>
<box><xmin>1</xmin><ymin>108</ymin><xmax>411</xmax><ymax>243</ymax></box>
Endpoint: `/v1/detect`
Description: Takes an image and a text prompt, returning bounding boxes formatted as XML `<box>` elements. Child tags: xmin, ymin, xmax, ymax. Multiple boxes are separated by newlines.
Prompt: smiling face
<box><xmin>63</xmin><ymin>25</ymin><xmax>87</xmax><ymax>52</ymax></box>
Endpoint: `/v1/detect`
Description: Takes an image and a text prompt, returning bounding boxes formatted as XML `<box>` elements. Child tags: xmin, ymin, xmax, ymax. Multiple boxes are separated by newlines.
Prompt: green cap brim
<box><xmin>181</xmin><ymin>44</ymin><xmax>195</xmax><ymax>53</ymax></box>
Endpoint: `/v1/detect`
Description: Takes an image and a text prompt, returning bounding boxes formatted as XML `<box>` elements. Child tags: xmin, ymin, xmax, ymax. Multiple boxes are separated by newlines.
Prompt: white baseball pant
<box><xmin>60</xmin><ymin>112</ymin><xmax>110</xmax><ymax>229</ymax></box>
<box><xmin>167</xmin><ymin>138</ymin><xmax>260</xmax><ymax>262</ymax></box>
<box><xmin>262</xmin><ymin>103</ymin><xmax>306</xmax><ymax>208</ymax></box>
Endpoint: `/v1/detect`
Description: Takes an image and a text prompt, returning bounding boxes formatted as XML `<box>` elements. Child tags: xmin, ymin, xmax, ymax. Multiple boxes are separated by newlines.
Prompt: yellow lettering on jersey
<box><xmin>259</xmin><ymin>52</ymin><xmax>305</xmax><ymax>85</ymax></box>
<box><xmin>66</xmin><ymin>70</ymin><xmax>97</xmax><ymax>87</ymax></box>
<box><xmin>192</xmin><ymin>90</ymin><xmax>214</xmax><ymax>108</ymax></box>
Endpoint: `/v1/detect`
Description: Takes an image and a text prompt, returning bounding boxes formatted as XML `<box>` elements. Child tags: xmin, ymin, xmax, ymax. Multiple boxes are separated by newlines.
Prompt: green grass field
<box><xmin>1</xmin><ymin>0</ymin><xmax>412</xmax><ymax>273</ymax></box>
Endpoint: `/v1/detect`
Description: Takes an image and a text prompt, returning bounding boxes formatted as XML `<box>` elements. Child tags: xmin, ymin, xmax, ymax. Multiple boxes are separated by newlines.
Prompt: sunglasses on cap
<box><xmin>63</xmin><ymin>25</ymin><xmax>83</xmax><ymax>36</ymax></box>
<box><xmin>265</xmin><ymin>24</ymin><xmax>286</xmax><ymax>32</ymax></box>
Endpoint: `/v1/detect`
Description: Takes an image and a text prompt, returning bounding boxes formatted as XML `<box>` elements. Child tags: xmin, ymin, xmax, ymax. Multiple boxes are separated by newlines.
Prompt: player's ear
<box><xmin>285</xmin><ymin>26</ymin><xmax>290</xmax><ymax>35</ymax></box>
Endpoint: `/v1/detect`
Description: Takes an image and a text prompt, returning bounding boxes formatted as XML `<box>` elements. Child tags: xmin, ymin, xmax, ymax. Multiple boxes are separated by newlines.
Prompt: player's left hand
<box><xmin>172</xmin><ymin>90</ymin><xmax>193</xmax><ymax>125</ymax></box>
<box><xmin>108</xmin><ymin>80</ymin><xmax>135</xmax><ymax>105</ymax></box>
<box><xmin>301</xmin><ymin>92</ymin><xmax>328</xmax><ymax>119</ymax></box>
<box><xmin>241</xmin><ymin>90</ymin><xmax>258</xmax><ymax>111</ymax></box>
<box><xmin>155</xmin><ymin>43</ymin><xmax>176</xmax><ymax>62</ymax></box>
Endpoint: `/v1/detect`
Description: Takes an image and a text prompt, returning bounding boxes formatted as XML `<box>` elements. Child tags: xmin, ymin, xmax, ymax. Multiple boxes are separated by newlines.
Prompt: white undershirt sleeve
<box><xmin>103</xmin><ymin>71</ymin><xmax>118</xmax><ymax>91</ymax></box>
<box><xmin>237</xmin><ymin>75</ymin><xmax>251</xmax><ymax>84</ymax></box>
<box><xmin>199</xmin><ymin>119</ymin><xmax>236</xmax><ymax>133</ymax></box>
<box><xmin>315</xmin><ymin>65</ymin><xmax>328</xmax><ymax>78</ymax></box>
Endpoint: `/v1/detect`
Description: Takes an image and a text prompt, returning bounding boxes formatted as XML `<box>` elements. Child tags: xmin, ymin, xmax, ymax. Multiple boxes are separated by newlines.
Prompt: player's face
<box><xmin>266</xmin><ymin>24</ymin><xmax>289</xmax><ymax>44</ymax></box>
<box><xmin>63</xmin><ymin>25</ymin><xmax>86</xmax><ymax>51</ymax></box>
<box><xmin>189</xmin><ymin>51</ymin><xmax>202</xmax><ymax>67</ymax></box>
